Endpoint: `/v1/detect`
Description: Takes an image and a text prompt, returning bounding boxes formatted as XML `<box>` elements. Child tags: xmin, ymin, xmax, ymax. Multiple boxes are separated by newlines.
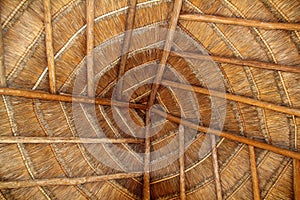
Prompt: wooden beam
<box><xmin>179</xmin><ymin>125</ymin><xmax>186</xmax><ymax>200</ymax></box>
<box><xmin>43</xmin><ymin>0</ymin><xmax>56</xmax><ymax>94</ymax></box>
<box><xmin>143</xmin><ymin>112</ymin><xmax>151</xmax><ymax>200</ymax></box>
<box><xmin>0</xmin><ymin>87</ymin><xmax>147</xmax><ymax>110</ymax></box>
<box><xmin>173</xmin><ymin>52</ymin><xmax>300</xmax><ymax>74</ymax></box>
<box><xmin>0</xmin><ymin>136</ymin><xmax>144</xmax><ymax>144</ymax></box>
<box><xmin>211</xmin><ymin>135</ymin><xmax>222</xmax><ymax>200</ymax></box>
<box><xmin>152</xmin><ymin>108</ymin><xmax>300</xmax><ymax>160</ymax></box>
<box><xmin>0</xmin><ymin>172</ymin><xmax>142</xmax><ymax>189</ymax></box>
<box><xmin>179</xmin><ymin>14</ymin><xmax>300</xmax><ymax>31</ymax></box>
<box><xmin>147</xmin><ymin>0</ymin><xmax>183</xmax><ymax>108</ymax></box>
<box><xmin>86</xmin><ymin>0</ymin><xmax>95</xmax><ymax>97</ymax></box>
<box><xmin>248</xmin><ymin>145</ymin><xmax>261</xmax><ymax>200</ymax></box>
<box><xmin>162</xmin><ymin>80</ymin><xmax>300</xmax><ymax>117</ymax></box>
<box><xmin>117</xmin><ymin>0</ymin><xmax>137</xmax><ymax>100</ymax></box>
<box><xmin>0</xmin><ymin>17</ymin><xmax>7</xmax><ymax>88</ymax></box>
<box><xmin>294</xmin><ymin>159</ymin><xmax>300</xmax><ymax>200</ymax></box>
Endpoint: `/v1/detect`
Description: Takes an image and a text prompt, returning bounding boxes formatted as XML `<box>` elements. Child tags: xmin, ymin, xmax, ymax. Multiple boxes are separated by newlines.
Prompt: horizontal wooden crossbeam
<box><xmin>162</xmin><ymin>80</ymin><xmax>300</xmax><ymax>117</ymax></box>
<box><xmin>0</xmin><ymin>136</ymin><xmax>144</xmax><ymax>144</ymax></box>
<box><xmin>180</xmin><ymin>14</ymin><xmax>300</xmax><ymax>31</ymax></box>
<box><xmin>152</xmin><ymin>108</ymin><xmax>300</xmax><ymax>160</ymax></box>
<box><xmin>173</xmin><ymin>52</ymin><xmax>300</xmax><ymax>74</ymax></box>
<box><xmin>0</xmin><ymin>87</ymin><xmax>147</xmax><ymax>110</ymax></box>
<box><xmin>0</xmin><ymin>173</ymin><xmax>142</xmax><ymax>189</ymax></box>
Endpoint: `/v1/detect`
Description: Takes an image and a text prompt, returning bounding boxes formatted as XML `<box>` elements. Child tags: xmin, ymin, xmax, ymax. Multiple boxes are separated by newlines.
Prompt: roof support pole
<box><xmin>117</xmin><ymin>0</ymin><xmax>137</xmax><ymax>100</ymax></box>
<box><xmin>211</xmin><ymin>135</ymin><xmax>222</xmax><ymax>200</ymax></box>
<box><xmin>86</xmin><ymin>0</ymin><xmax>95</xmax><ymax>97</ymax></box>
<box><xmin>143</xmin><ymin>112</ymin><xmax>151</xmax><ymax>200</ymax></box>
<box><xmin>248</xmin><ymin>145</ymin><xmax>261</xmax><ymax>200</ymax></box>
<box><xmin>0</xmin><ymin>14</ymin><xmax>7</xmax><ymax>88</ymax></box>
<box><xmin>162</xmin><ymin>80</ymin><xmax>300</xmax><ymax>117</ymax></box>
<box><xmin>179</xmin><ymin>125</ymin><xmax>186</xmax><ymax>200</ymax></box>
<box><xmin>43</xmin><ymin>0</ymin><xmax>56</xmax><ymax>94</ymax></box>
<box><xmin>294</xmin><ymin>159</ymin><xmax>300</xmax><ymax>200</ymax></box>
<box><xmin>179</xmin><ymin>14</ymin><xmax>300</xmax><ymax>31</ymax></box>
<box><xmin>152</xmin><ymin>108</ymin><xmax>300</xmax><ymax>160</ymax></box>
<box><xmin>147</xmin><ymin>0</ymin><xmax>183</xmax><ymax>108</ymax></box>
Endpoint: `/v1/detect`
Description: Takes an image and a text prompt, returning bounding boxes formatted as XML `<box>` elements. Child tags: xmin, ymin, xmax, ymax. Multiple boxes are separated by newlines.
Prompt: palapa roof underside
<box><xmin>0</xmin><ymin>0</ymin><xmax>300</xmax><ymax>199</ymax></box>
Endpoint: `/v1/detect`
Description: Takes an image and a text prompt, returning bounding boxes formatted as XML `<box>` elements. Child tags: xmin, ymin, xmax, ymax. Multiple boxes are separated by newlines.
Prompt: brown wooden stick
<box><xmin>147</xmin><ymin>0</ymin><xmax>183</xmax><ymax>108</ymax></box>
<box><xmin>0</xmin><ymin>136</ymin><xmax>144</xmax><ymax>144</ymax></box>
<box><xmin>294</xmin><ymin>159</ymin><xmax>300</xmax><ymax>200</ymax></box>
<box><xmin>143</xmin><ymin>112</ymin><xmax>151</xmax><ymax>200</ymax></box>
<box><xmin>43</xmin><ymin>0</ymin><xmax>56</xmax><ymax>94</ymax></box>
<box><xmin>117</xmin><ymin>0</ymin><xmax>137</xmax><ymax>100</ymax></box>
<box><xmin>0</xmin><ymin>172</ymin><xmax>142</xmax><ymax>189</ymax></box>
<box><xmin>162</xmin><ymin>80</ymin><xmax>300</xmax><ymax>117</ymax></box>
<box><xmin>0</xmin><ymin>18</ymin><xmax>6</xmax><ymax>88</ymax></box>
<box><xmin>211</xmin><ymin>135</ymin><xmax>222</xmax><ymax>200</ymax></box>
<box><xmin>86</xmin><ymin>0</ymin><xmax>95</xmax><ymax>97</ymax></box>
<box><xmin>174</xmin><ymin>51</ymin><xmax>300</xmax><ymax>74</ymax></box>
<box><xmin>248</xmin><ymin>145</ymin><xmax>261</xmax><ymax>200</ymax></box>
<box><xmin>179</xmin><ymin>125</ymin><xmax>186</xmax><ymax>200</ymax></box>
<box><xmin>152</xmin><ymin>108</ymin><xmax>300</xmax><ymax>160</ymax></box>
<box><xmin>179</xmin><ymin>14</ymin><xmax>300</xmax><ymax>31</ymax></box>
<box><xmin>0</xmin><ymin>87</ymin><xmax>147</xmax><ymax>110</ymax></box>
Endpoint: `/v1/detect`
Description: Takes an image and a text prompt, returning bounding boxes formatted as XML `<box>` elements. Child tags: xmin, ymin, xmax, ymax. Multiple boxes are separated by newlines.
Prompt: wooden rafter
<box><xmin>179</xmin><ymin>14</ymin><xmax>300</xmax><ymax>31</ymax></box>
<box><xmin>179</xmin><ymin>125</ymin><xmax>186</xmax><ymax>200</ymax></box>
<box><xmin>294</xmin><ymin>159</ymin><xmax>300</xmax><ymax>200</ymax></box>
<box><xmin>0</xmin><ymin>87</ymin><xmax>147</xmax><ymax>110</ymax></box>
<box><xmin>143</xmin><ymin>112</ymin><xmax>151</xmax><ymax>200</ymax></box>
<box><xmin>152</xmin><ymin>108</ymin><xmax>300</xmax><ymax>160</ymax></box>
<box><xmin>86</xmin><ymin>0</ymin><xmax>95</xmax><ymax>97</ymax></box>
<box><xmin>248</xmin><ymin>145</ymin><xmax>261</xmax><ymax>200</ymax></box>
<box><xmin>0</xmin><ymin>173</ymin><xmax>142</xmax><ymax>189</ymax></box>
<box><xmin>174</xmin><ymin>52</ymin><xmax>300</xmax><ymax>74</ymax></box>
<box><xmin>0</xmin><ymin>18</ymin><xmax>6</xmax><ymax>88</ymax></box>
<box><xmin>211</xmin><ymin>135</ymin><xmax>222</xmax><ymax>200</ymax></box>
<box><xmin>43</xmin><ymin>0</ymin><xmax>56</xmax><ymax>94</ymax></box>
<box><xmin>147</xmin><ymin>0</ymin><xmax>183</xmax><ymax>108</ymax></box>
<box><xmin>117</xmin><ymin>0</ymin><xmax>137</xmax><ymax>100</ymax></box>
<box><xmin>162</xmin><ymin>80</ymin><xmax>300</xmax><ymax>117</ymax></box>
<box><xmin>0</xmin><ymin>136</ymin><xmax>144</xmax><ymax>144</ymax></box>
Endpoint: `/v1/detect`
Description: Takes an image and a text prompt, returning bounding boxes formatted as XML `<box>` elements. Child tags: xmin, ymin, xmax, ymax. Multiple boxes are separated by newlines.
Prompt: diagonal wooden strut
<box><xmin>0</xmin><ymin>173</ymin><xmax>142</xmax><ymax>189</ymax></box>
<box><xmin>211</xmin><ymin>135</ymin><xmax>222</xmax><ymax>200</ymax></box>
<box><xmin>173</xmin><ymin>51</ymin><xmax>300</xmax><ymax>74</ymax></box>
<box><xmin>143</xmin><ymin>111</ymin><xmax>151</xmax><ymax>200</ymax></box>
<box><xmin>248</xmin><ymin>145</ymin><xmax>261</xmax><ymax>200</ymax></box>
<box><xmin>152</xmin><ymin>108</ymin><xmax>300</xmax><ymax>160</ymax></box>
<box><xmin>179</xmin><ymin>14</ymin><xmax>300</xmax><ymax>31</ymax></box>
<box><xmin>147</xmin><ymin>0</ymin><xmax>183</xmax><ymax>109</ymax></box>
<box><xmin>0</xmin><ymin>87</ymin><xmax>147</xmax><ymax>110</ymax></box>
<box><xmin>117</xmin><ymin>0</ymin><xmax>137</xmax><ymax>100</ymax></box>
<box><xmin>294</xmin><ymin>159</ymin><xmax>300</xmax><ymax>200</ymax></box>
<box><xmin>43</xmin><ymin>0</ymin><xmax>56</xmax><ymax>94</ymax></box>
<box><xmin>0</xmin><ymin>17</ymin><xmax>7</xmax><ymax>88</ymax></box>
<box><xmin>162</xmin><ymin>80</ymin><xmax>300</xmax><ymax>117</ymax></box>
<box><xmin>0</xmin><ymin>136</ymin><xmax>144</xmax><ymax>144</ymax></box>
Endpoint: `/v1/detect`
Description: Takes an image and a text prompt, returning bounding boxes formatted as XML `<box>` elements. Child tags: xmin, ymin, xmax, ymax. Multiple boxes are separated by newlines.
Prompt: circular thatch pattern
<box><xmin>0</xmin><ymin>0</ymin><xmax>300</xmax><ymax>199</ymax></box>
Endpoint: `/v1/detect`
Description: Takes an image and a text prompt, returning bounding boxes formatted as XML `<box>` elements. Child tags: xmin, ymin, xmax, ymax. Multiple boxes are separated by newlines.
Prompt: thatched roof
<box><xmin>0</xmin><ymin>0</ymin><xmax>300</xmax><ymax>199</ymax></box>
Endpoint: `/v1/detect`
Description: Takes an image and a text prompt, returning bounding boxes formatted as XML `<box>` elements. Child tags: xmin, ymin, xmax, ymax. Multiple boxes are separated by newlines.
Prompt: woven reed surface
<box><xmin>0</xmin><ymin>0</ymin><xmax>300</xmax><ymax>199</ymax></box>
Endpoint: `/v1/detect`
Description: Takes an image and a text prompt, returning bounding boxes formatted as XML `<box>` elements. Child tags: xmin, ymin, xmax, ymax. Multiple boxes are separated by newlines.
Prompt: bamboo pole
<box><xmin>0</xmin><ymin>18</ymin><xmax>7</xmax><ymax>88</ymax></box>
<box><xmin>294</xmin><ymin>159</ymin><xmax>300</xmax><ymax>200</ymax></box>
<box><xmin>86</xmin><ymin>0</ymin><xmax>95</xmax><ymax>97</ymax></box>
<box><xmin>162</xmin><ymin>80</ymin><xmax>300</xmax><ymax>117</ymax></box>
<box><xmin>0</xmin><ymin>173</ymin><xmax>142</xmax><ymax>189</ymax></box>
<box><xmin>152</xmin><ymin>108</ymin><xmax>300</xmax><ymax>160</ymax></box>
<box><xmin>248</xmin><ymin>145</ymin><xmax>261</xmax><ymax>200</ymax></box>
<box><xmin>211</xmin><ymin>135</ymin><xmax>222</xmax><ymax>200</ymax></box>
<box><xmin>179</xmin><ymin>14</ymin><xmax>300</xmax><ymax>31</ymax></box>
<box><xmin>117</xmin><ymin>0</ymin><xmax>137</xmax><ymax>100</ymax></box>
<box><xmin>147</xmin><ymin>0</ymin><xmax>183</xmax><ymax>108</ymax></box>
<box><xmin>43</xmin><ymin>0</ymin><xmax>56</xmax><ymax>94</ymax></box>
<box><xmin>179</xmin><ymin>125</ymin><xmax>186</xmax><ymax>200</ymax></box>
<box><xmin>0</xmin><ymin>136</ymin><xmax>144</xmax><ymax>144</ymax></box>
<box><xmin>174</xmin><ymin>52</ymin><xmax>300</xmax><ymax>74</ymax></box>
<box><xmin>143</xmin><ymin>112</ymin><xmax>151</xmax><ymax>200</ymax></box>
<box><xmin>0</xmin><ymin>87</ymin><xmax>147</xmax><ymax>110</ymax></box>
